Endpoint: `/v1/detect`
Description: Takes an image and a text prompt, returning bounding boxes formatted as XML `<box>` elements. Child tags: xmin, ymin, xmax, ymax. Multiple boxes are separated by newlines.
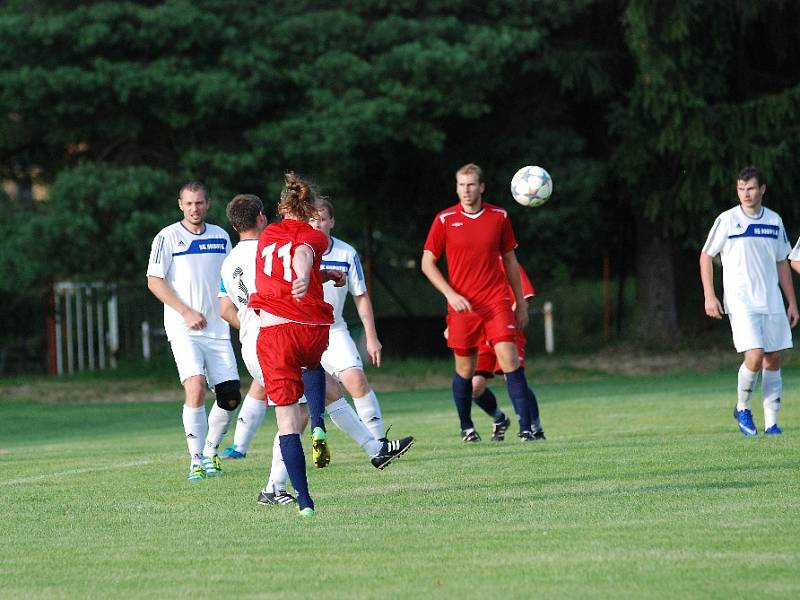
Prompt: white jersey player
<box><xmin>146</xmin><ymin>181</ymin><xmax>240</xmax><ymax>481</ymax></box>
<box><xmin>700</xmin><ymin>166</ymin><xmax>798</xmax><ymax>437</ymax></box>
<box><xmin>311</xmin><ymin>198</ymin><xmax>387</xmax><ymax>440</ymax></box>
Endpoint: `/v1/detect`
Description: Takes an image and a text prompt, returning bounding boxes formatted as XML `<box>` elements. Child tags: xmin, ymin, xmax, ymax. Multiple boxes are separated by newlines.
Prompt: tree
<box><xmin>611</xmin><ymin>0</ymin><xmax>800</xmax><ymax>345</ymax></box>
<box><xmin>1</xmin><ymin>0</ymin><xmax>614</xmax><ymax>292</ymax></box>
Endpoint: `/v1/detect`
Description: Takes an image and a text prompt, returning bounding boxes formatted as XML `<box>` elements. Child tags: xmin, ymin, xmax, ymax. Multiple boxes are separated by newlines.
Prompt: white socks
<box><xmin>232</xmin><ymin>395</ymin><xmax>267</xmax><ymax>454</ymax></box>
<box><xmin>265</xmin><ymin>433</ymin><xmax>289</xmax><ymax>493</ymax></box>
<box><xmin>737</xmin><ymin>364</ymin><xmax>758</xmax><ymax>411</ymax></box>
<box><xmin>761</xmin><ymin>369</ymin><xmax>782</xmax><ymax>429</ymax></box>
<box><xmin>182</xmin><ymin>405</ymin><xmax>207</xmax><ymax>465</ymax></box>
<box><xmin>353</xmin><ymin>390</ymin><xmax>384</xmax><ymax>440</ymax></box>
<box><xmin>326</xmin><ymin>397</ymin><xmax>382</xmax><ymax>456</ymax></box>
<box><xmin>205</xmin><ymin>403</ymin><xmax>235</xmax><ymax>457</ymax></box>
<box><xmin>737</xmin><ymin>364</ymin><xmax>782</xmax><ymax>428</ymax></box>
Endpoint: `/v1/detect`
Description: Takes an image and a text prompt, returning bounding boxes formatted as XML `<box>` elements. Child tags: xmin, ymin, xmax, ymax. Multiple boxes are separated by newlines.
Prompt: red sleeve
<box><xmin>302</xmin><ymin>228</ymin><xmax>329</xmax><ymax>258</ymax></box>
<box><xmin>519</xmin><ymin>264</ymin><xmax>536</xmax><ymax>298</ymax></box>
<box><xmin>423</xmin><ymin>216</ymin><xmax>444</xmax><ymax>259</ymax></box>
<box><xmin>499</xmin><ymin>213</ymin><xmax>517</xmax><ymax>255</ymax></box>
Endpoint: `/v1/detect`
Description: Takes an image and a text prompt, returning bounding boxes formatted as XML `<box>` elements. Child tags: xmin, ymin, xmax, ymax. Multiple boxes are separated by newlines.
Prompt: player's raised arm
<box><xmin>320</xmin><ymin>268</ymin><xmax>346</xmax><ymax>287</ymax></box>
<box><xmin>291</xmin><ymin>244</ymin><xmax>314</xmax><ymax>300</ymax></box>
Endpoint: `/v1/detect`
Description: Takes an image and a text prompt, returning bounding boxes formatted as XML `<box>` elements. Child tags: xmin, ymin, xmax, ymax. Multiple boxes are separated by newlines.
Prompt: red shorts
<box><xmin>256</xmin><ymin>322</ymin><xmax>329</xmax><ymax>406</ymax></box>
<box><xmin>447</xmin><ymin>300</ymin><xmax>517</xmax><ymax>356</ymax></box>
<box><xmin>475</xmin><ymin>332</ymin><xmax>527</xmax><ymax>378</ymax></box>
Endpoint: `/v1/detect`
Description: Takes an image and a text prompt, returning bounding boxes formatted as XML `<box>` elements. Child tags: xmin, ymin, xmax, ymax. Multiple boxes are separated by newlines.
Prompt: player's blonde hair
<box><xmin>278</xmin><ymin>172</ymin><xmax>320</xmax><ymax>222</ymax></box>
<box><xmin>455</xmin><ymin>163</ymin><xmax>483</xmax><ymax>183</ymax></box>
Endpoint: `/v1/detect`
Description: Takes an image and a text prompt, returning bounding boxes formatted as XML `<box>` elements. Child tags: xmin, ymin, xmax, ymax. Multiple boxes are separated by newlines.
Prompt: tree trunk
<box><xmin>634</xmin><ymin>215</ymin><xmax>680</xmax><ymax>347</ymax></box>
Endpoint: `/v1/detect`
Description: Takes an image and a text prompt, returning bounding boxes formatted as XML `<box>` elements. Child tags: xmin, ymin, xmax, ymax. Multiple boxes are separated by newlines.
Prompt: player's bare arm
<box><xmin>777</xmin><ymin>260</ymin><xmax>799</xmax><ymax>327</ymax></box>
<box><xmin>147</xmin><ymin>275</ymin><xmax>207</xmax><ymax>329</ymax></box>
<box><xmin>353</xmin><ymin>293</ymin><xmax>382</xmax><ymax>367</ymax></box>
<box><xmin>320</xmin><ymin>268</ymin><xmax>346</xmax><ymax>287</ymax></box>
<box><xmin>699</xmin><ymin>252</ymin><xmax>723</xmax><ymax>319</ymax></box>
<box><xmin>291</xmin><ymin>245</ymin><xmax>314</xmax><ymax>300</ymax></box>
<box><xmin>421</xmin><ymin>251</ymin><xmax>472</xmax><ymax>312</ymax></box>
<box><xmin>219</xmin><ymin>296</ymin><xmax>240</xmax><ymax>330</ymax></box>
<box><xmin>791</xmin><ymin>260</ymin><xmax>800</xmax><ymax>276</ymax></box>
<box><xmin>501</xmin><ymin>250</ymin><xmax>529</xmax><ymax>329</ymax></box>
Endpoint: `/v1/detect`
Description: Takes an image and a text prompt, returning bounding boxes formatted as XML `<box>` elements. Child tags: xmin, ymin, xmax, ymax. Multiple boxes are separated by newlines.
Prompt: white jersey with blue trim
<box><xmin>218</xmin><ymin>238</ymin><xmax>261</xmax><ymax>345</ymax></box>
<box><xmin>320</xmin><ymin>236</ymin><xmax>368</xmax><ymax>332</ymax></box>
<box><xmin>147</xmin><ymin>221</ymin><xmax>231</xmax><ymax>340</ymax></box>
<box><xmin>702</xmin><ymin>205</ymin><xmax>791</xmax><ymax>315</ymax></box>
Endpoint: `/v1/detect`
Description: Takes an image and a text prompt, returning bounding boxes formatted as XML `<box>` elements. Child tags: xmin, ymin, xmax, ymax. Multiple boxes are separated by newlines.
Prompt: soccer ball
<box><xmin>511</xmin><ymin>166</ymin><xmax>553</xmax><ymax>207</ymax></box>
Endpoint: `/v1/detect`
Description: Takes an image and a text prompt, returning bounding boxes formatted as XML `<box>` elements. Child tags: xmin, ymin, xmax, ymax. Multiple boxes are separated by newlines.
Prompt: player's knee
<box><xmin>763</xmin><ymin>352</ymin><xmax>781</xmax><ymax>371</ymax></box>
<box><xmin>215</xmin><ymin>379</ymin><xmax>242</xmax><ymax>411</ymax></box>
<box><xmin>472</xmin><ymin>378</ymin><xmax>487</xmax><ymax>398</ymax></box>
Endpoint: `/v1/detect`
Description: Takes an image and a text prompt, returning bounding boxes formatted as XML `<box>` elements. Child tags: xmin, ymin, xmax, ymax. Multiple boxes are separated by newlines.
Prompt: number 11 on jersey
<box><xmin>262</xmin><ymin>242</ymin><xmax>293</xmax><ymax>281</ymax></box>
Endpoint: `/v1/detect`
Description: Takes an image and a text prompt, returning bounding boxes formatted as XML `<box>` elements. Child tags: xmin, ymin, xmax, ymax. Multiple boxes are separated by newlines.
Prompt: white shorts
<box><xmin>241</xmin><ymin>325</ymin><xmax>306</xmax><ymax>407</ymax></box>
<box><xmin>240</xmin><ymin>328</ymin><xmax>264</xmax><ymax>387</ymax></box>
<box><xmin>728</xmin><ymin>312</ymin><xmax>792</xmax><ymax>353</ymax></box>
<box><xmin>320</xmin><ymin>328</ymin><xmax>363</xmax><ymax>377</ymax></box>
<box><xmin>169</xmin><ymin>336</ymin><xmax>239</xmax><ymax>386</ymax></box>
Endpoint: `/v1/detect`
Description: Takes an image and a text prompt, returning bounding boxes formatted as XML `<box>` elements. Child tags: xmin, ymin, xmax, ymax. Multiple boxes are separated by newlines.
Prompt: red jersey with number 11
<box><xmin>250</xmin><ymin>218</ymin><xmax>333</xmax><ymax>325</ymax></box>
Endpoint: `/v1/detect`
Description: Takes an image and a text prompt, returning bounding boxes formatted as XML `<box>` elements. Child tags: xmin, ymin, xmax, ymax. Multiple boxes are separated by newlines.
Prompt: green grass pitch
<box><xmin>1</xmin><ymin>368</ymin><xmax>798</xmax><ymax>598</ymax></box>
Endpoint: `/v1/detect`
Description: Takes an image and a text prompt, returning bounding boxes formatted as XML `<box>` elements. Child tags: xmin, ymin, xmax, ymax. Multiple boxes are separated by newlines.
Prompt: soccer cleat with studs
<box><xmin>371</xmin><ymin>436</ymin><xmax>415</xmax><ymax>470</ymax></box>
<box><xmin>311</xmin><ymin>427</ymin><xmax>331</xmax><ymax>468</ymax></box>
<box><xmin>734</xmin><ymin>407</ymin><xmax>758</xmax><ymax>436</ymax></box>
<box><xmin>201</xmin><ymin>454</ymin><xmax>223</xmax><ymax>476</ymax></box>
<box><xmin>519</xmin><ymin>430</ymin><xmax>546</xmax><ymax>442</ymax></box>
<box><xmin>298</xmin><ymin>507</ymin><xmax>316</xmax><ymax>517</ymax></box>
<box><xmin>187</xmin><ymin>464</ymin><xmax>206</xmax><ymax>481</ymax></box>
<box><xmin>764</xmin><ymin>424</ymin><xmax>783</xmax><ymax>435</ymax></box>
<box><xmin>462</xmin><ymin>429</ymin><xmax>481</xmax><ymax>442</ymax></box>
<box><xmin>257</xmin><ymin>489</ymin><xmax>297</xmax><ymax>505</ymax></box>
<box><xmin>491</xmin><ymin>415</ymin><xmax>511</xmax><ymax>442</ymax></box>
<box><xmin>221</xmin><ymin>445</ymin><xmax>246</xmax><ymax>459</ymax></box>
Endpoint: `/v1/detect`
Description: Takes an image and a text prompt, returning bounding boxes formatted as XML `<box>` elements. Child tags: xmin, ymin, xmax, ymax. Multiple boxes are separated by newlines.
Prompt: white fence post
<box><xmin>107</xmin><ymin>288</ymin><xmax>119</xmax><ymax>368</ymax></box>
<box><xmin>543</xmin><ymin>301</ymin><xmax>555</xmax><ymax>354</ymax></box>
<box><xmin>53</xmin><ymin>281</ymin><xmax>121</xmax><ymax>375</ymax></box>
<box><xmin>54</xmin><ymin>284</ymin><xmax>64</xmax><ymax>375</ymax></box>
<box><xmin>142</xmin><ymin>321</ymin><xmax>151</xmax><ymax>362</ymax></box>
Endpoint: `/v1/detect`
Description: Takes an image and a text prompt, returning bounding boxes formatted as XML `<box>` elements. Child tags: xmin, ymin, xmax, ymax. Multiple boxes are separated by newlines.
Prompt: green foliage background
<box><xmin>2</xmin><ymin>0</ymin><xmax>800</xmax><ymax>364</ymax></box>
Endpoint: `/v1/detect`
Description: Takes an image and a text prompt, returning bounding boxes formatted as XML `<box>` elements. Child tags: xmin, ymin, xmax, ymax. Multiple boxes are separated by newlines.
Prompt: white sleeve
<box><xmin>146</xmin><ymin>231</ymin><xmax>172</xmax><ymax>278</ymax></box>
<box><xmin>776</xmin><ymin>218</ymin><xmax>791</xmax><ymax>261</ymax></box>
<box><xmin>347</xmin><ymin>250</ymin><xmax>368</xmax><ymax>297</ymax></box>
<box><xmin>701</xmin><ymin>216</ymin><xmax>727</xmax><ymax>258</ymax></box>
<box><xmin>218</xmin><ymin>255</ymin><xmax>232</xmax><ymax>299</ymax></box>
<box><xmin>788</xmin><ymin>236</ymin><xmax>800</xmax><ymax>262</ymax></box>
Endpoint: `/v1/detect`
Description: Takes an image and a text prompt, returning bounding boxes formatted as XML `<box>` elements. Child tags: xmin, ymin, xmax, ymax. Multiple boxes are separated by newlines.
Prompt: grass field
<box><xmin>2</xmin><ymin>363</ymin><xmax>799</xmax><ymax>599</ymax></box>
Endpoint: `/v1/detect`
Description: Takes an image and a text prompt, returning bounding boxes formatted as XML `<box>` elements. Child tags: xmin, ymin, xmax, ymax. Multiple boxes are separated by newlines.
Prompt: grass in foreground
<box><xmin>1</xmin><ymin>369</ymin><xmax>799</xmax><ymax>599</ymax></box>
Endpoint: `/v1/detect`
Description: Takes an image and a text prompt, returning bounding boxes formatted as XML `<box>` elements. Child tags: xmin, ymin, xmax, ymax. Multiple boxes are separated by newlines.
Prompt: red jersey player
<box><xmin>249</xmin><ymin>172</ymin><xmax>342</xmax><ymax>516</ymax></box>
<box><xmin>422</xmin><ymin>163</ymin><xmax>545</xmax><ymax>442</ymax></box>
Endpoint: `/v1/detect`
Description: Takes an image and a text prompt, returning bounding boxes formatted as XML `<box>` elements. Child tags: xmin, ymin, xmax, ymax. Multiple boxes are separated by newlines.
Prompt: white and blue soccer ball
<box><xmin>510</xmin><ymin>165</ymin><xmax>553</xmax><ymax>207</ymax></box>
